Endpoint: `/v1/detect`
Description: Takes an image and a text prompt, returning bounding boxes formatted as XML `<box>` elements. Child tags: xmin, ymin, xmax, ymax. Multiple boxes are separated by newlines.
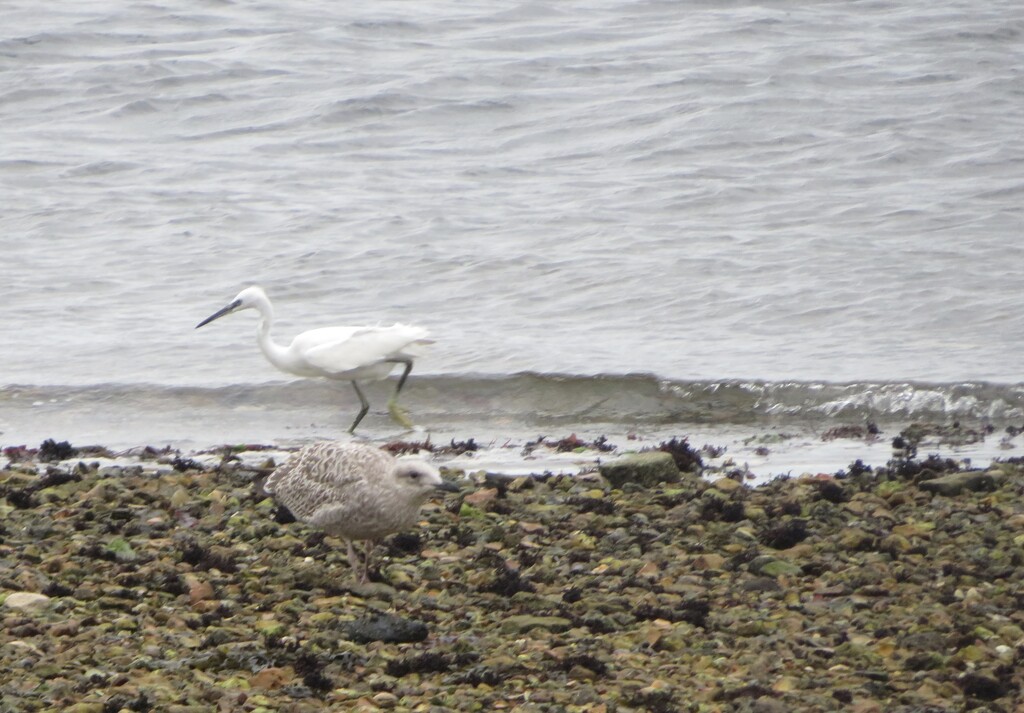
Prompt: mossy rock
<box><xmin>499</xmin><ymin>615</ymin><xmax>573</xmax><ymax>635</ymax></box>
<box><xmin>600</xmin><ymin>452</ymin><xmax>681</xmax><ymax>489</ymax></box>
<box><xmin>748</xmin><ymin>557</ymin><xmax>802</xmax><ymax>577</ymax></box>
<box><xmin>919</xmin><ymin>471</ymin><xmax>1005</xmax><ymax>497</ymax></box>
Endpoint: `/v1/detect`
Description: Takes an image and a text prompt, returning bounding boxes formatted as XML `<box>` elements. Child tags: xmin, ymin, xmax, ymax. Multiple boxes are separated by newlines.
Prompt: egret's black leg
<box><xmin>349</xmin><ymin>381</ymin><xmax>370</xmax><ymax>433</ymax></box>
<box><xmin>390</xmin><ymin>357</ymin><xmax>414</xmax><ymax>396</ymax></box>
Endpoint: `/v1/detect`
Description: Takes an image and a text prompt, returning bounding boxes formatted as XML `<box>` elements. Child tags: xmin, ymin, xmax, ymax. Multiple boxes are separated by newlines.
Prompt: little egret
<box><xmin>265</xmin><ymin>441</ymin><xmax>459</xmax><ymax>582</ymax></box>
<box><xmin>196</xmin><ymin>286</ymin><xmax>432</xmax><ymax>432</ymax></box>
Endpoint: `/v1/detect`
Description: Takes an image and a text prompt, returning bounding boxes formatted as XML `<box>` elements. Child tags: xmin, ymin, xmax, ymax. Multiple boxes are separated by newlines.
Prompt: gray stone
<box><xmin>339</xmin><ymin>613</ymin><xmax>428</xmax><ymax>644</ymax></box>
<box><xmin>919</xmin><ymin>471</ymin><xmax>1005</xmax><ymax>497</ymax></box>
<box><xmin>599</xmin><ymin>452</ymin><xmax>681</xmax><ymax>489</ymax></box>
<box><xmin>3</xmin><ymin>592</ymin><xmax>51</xmax><ymax>611</ymax></box>
<box><xmin>499</xmin><ymin>615</ymin><xmax>573</xmax><ymax>635</ymax></box>
<box><xmin>748</xmin><ymin>556</ymin><xmax>802</xmax><ymax>577</ymax></box>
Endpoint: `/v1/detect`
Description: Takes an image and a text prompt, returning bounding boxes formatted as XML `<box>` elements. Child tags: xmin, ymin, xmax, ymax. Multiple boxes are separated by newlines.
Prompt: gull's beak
<box><xmin>435</xmin><ymin>480</ymin><xmax>461</xmax><ymax>493</ymax></box>
<box><xmin>195</xmin><ymin>299</ymin><xmax>242</xmax><ymax>329</ymax></box>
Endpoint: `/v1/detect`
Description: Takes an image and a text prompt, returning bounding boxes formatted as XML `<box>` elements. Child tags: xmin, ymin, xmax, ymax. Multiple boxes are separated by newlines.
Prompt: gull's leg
<box><xmin>346</xmin><ymin>539</ymin><xmax>362</xmax><ymax>580</ymax></box>
<box><xmin>363</xmin><ymin>539</ymin><xmax>381</xmax><ymax>582</ymax></box>
<box><xmin>385</xmin><ymin>358</ymin><xmax>415</xmax><ymax>429</ymax></box>
<box><xmin>349</xmin><ymin>381</ymin><xmax>370</xmax><ymax>433</ymax></box>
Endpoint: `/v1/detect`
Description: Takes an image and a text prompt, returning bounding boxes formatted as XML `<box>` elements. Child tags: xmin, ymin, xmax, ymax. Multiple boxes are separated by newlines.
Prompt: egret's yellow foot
<box><xmin>388</xmin><ymin>399</ymin><xmax>414</xmax><ymax>429</ymax></box>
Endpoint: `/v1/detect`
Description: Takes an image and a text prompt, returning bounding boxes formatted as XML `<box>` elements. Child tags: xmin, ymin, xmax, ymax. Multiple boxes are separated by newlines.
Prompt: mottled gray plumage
<box><xmin>265</xmin><ymin>441</ymin><xmax>457</xmax><ymax>581</ymax></box>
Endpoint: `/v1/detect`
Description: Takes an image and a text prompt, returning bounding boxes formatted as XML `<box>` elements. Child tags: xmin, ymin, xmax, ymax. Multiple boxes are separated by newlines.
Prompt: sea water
<box><xmin>2</xmin><ymin>0</ymin><xmax>1022</xmax><ymax>471</ymax></box>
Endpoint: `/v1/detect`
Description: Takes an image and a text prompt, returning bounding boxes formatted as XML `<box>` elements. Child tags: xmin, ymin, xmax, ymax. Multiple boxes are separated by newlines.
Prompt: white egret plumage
<box><xmin>265</xmin><ymin>441</ymin><xmax>459</xmax><ymax>582</ymax></box>
<box><xmin>196</xmin><ymin>286</ymin><xmax>432</xmax><ymax>432</ymax></box>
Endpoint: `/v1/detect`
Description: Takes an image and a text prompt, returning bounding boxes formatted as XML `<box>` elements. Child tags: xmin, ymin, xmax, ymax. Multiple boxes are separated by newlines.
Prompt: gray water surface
<box><xmin>2</xmin><ymin>1</ymin><xmax>1022</xmax><ymax>454</ymax></box>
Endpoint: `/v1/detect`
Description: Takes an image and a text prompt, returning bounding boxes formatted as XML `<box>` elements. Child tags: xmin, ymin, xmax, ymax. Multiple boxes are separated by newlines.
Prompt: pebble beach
<box><xmin>2</xmin><ymin>431</ymin><xmax>1023</xmax><ymax>712</ymax></box>
<box><xmin>4</xmin><ymin>1</ymin><xmax>1023</xmax><ymax>710</ymax></box>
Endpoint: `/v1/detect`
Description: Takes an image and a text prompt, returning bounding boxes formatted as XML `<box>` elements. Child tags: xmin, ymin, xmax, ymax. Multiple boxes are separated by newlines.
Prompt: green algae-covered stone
<box><xmin>600</xmin><ymin>452</ymin><xmax>681</xmax><ymax>488</ymax></box>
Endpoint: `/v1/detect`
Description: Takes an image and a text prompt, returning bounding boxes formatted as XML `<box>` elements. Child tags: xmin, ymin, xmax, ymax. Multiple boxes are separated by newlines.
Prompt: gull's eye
<box><xmin>408</xmin><ymin>471</ymin><xmax>420</xmax><ymax>480</ymax></box>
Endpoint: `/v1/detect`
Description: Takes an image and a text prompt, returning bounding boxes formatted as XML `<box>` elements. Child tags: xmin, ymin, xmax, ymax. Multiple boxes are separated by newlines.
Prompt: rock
<box><xmin>345</xmin><ymin>582</ymin><xmax>397</xmax><ymax>600</ymax></box>
<box><xmin>838</xmin><ymin>528</ymin><xmax>874</xmax><ymax>551</ymax></box>
<box><xmin>748</xmin><ymin>557</ymin><xmax>802</xmax><ymax>577</ymax></box>
<box><xmin>458</xmin><ymin>502</ymin><xmax>486</xmax><ymax>519</ymax></box>
<box><xmin>3</xmin><ymin>592</ymin><xmax>51</xmax><ymax>611</ymax></box>
<box><xmin>600</xmin><ymin>452</ymin><xmax>681</xmax><ymax>488</ymax></box>
<box><xmin>919</xmin><ymin>471</ymin><xmax>1004</xmax><ymax>497</ymax></box>
<box><xmin>905</xmin><ymin>651</ymin><xmax>945</xmax><ymax>671</ymax></box>
<box><xmin>49</xmin><ymin>620</ymin><xmax>81</xmax><ymax>636</ymax></box>
<box><xmin>499</xmin><ymin>615</ymin><xmax>573</xmax><ymax>635</ymax></box>
<box><xmin>255</xmin><ymin>619</ymin><xmax>286</xmax><ymax>637</ymax></box>
<box><xmin>106</xmin><ymin>537</ymin><xmax>138</xmax><ymax>562</ymax></box>
<box><xmin>739</xmin><ymin>576</ymin><xmax>783</xmax><ymax>593</ymax></box>
<box><xmin>753</xmin><ymin>699</ymin><xmax>789</xmax><ymax>713</ymax></box>
<box><xmin>170</xmin><ymin>487</ymin><xmax>191</xmax><ymax>507</ymax></box>
<box><xmin>185</xmin><ymin>574</ymin><xmax>215</xmax><ymax>606</ymax></box>
<box><xmin>63</xmin><ymin>704</ymin><xmax>105</xmax><ymax>713</ymax></box>
<box><xmin>250</xmin><ymin>666</ymin><xmax>293</xmax><ymax>690</ymax></box>
<box><xmin>879</xmin><ymin>534</ymin><xmax>913</xmax><ymax>554</ymax></box>
<box><xmin>691</xmin><ymin>553</ymin><xmax>727</xmax><ymax>571</ymax></box>
<box><xmin>340</xmin><ymin>614</ymin><xmax>428</xmax><ymax>644</ymax></box>
<box><xmin>463</xmin><ymin>487</ymin><xmax>499</xmax><ymax>510</ymax></box>
<box><xmin>958</xmin><ymin>672</ymin><xmax>1010</xmax><ymax>700</ymax></box>
<box><xmin>711</xmin><ymin>476</ymin><xmax>744</xmax><ymax>492</ymax></box>
<box><xmin>372</xmin><ymin>691</ymin><xmax>399</xmax><ymax>709</ymax></box>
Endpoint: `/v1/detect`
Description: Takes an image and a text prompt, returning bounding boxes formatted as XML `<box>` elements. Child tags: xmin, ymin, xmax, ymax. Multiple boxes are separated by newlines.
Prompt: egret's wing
<box><xmin>303</xmin><ymin>324</ymin><xmax>431</xmax><ymax>375</ymax></box>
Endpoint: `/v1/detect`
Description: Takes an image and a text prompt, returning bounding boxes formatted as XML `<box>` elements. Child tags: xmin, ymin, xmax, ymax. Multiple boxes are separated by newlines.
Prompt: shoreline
<box><xmin>3</xmin><ymin>376</ymin><xmax>1022</xmax><ymax>469</ymax></box>
<box><xmin>2</xmin><ymin>437</ymin><xmax>1023</xmax><ymax>710</ymax></box>
<box><xmin>1</xmin><ymin>416</ymin><xmax>1020</xmax><ymax>485</ymax></box>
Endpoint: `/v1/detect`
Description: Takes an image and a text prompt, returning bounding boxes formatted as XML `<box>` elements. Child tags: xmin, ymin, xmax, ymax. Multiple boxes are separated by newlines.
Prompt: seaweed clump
<box><xmin>658</xmin><ymin>436</ymin><xmax>703</xmax><ymax>472</ymax></box>
<box><xmin>39</xmin><ymin>438</ymin><xmax>78</xmax><ymax>462</ymax></box>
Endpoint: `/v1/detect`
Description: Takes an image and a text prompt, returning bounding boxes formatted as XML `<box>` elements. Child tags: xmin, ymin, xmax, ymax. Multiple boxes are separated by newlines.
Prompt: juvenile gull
<box><xmin>265</xmin><ymin>441</ymin><xmax>458</xmax><ymax>582</ymax></box>
<box><xmin>196</xmin><ymin>285</ymin><xmax>432</xmax><ymax>432</ymax></box>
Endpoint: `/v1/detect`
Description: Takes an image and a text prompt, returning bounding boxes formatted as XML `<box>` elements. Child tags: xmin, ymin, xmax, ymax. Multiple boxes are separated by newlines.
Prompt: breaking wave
<box><xmin>4</xmin><ymin>374</ymin><xmax>1022</xmax><ymax>428</ymax></box>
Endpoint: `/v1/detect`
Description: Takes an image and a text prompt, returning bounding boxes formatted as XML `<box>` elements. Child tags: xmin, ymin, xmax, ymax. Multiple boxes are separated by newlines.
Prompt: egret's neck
<box><xmin>252</xmin><ymin>296</ymin><xmax>292</xmax><ymax>373</ymax></box>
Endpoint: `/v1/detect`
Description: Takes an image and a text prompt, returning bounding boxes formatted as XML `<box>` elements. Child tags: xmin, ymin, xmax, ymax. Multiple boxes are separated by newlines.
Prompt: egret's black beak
<box><xmin>435</xmin><ymin>481</ymin><xmax>461</xmax><ymax>493</ymax></box>
<box><xmin>195</xmin><ymin>299</ymin><xmax>241</xmax><ymax>329</ymax></box>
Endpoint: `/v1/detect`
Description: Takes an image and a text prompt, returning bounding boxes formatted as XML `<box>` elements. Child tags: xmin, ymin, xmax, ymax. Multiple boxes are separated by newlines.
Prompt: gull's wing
<box><xmin>265</xmin><ymin>442</ymin><xmax>394</xmax><ymax>521</ymax></box>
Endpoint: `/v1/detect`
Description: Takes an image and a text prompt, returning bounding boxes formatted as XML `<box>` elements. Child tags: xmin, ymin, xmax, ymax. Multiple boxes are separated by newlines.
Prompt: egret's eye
<box><xmin>409</xmin><ymin>471</ymin><xmax>420</xmax><ymax>480</ymax></box>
